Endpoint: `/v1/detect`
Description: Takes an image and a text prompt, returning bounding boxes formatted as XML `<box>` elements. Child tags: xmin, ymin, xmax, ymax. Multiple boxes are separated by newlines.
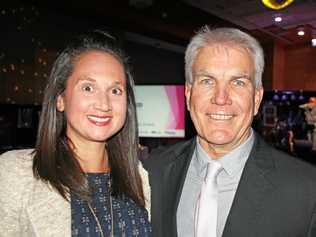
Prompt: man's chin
<box><xmin>199</xmin><ymin>135</ymin><xmax>234</xmax><ymax>147</ymax></box>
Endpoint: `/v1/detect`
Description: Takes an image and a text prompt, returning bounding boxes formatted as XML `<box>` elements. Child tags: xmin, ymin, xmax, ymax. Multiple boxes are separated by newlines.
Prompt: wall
<box><xmin>0</xmin><ymin>2</ymin><xmax>185</xmax><ymax>105</ymax></box>
<box><xmin>283</xmin><ymin>45</ymin><xmax>316</xmax><ymax>90</ymax></box>
<box><xmin>126</xmin><ymin>40</ymin><xmax>184</xmax><ymax>85</ymax></box>
<box><xmin>272</xmin><ymin>42</ymin><xmax>316</xmax><ymax>90</ymax></box>
<box><xmin>261</xmin><ymin>42</ymin><xmax>274</xmax><ymax>90</ymax></box>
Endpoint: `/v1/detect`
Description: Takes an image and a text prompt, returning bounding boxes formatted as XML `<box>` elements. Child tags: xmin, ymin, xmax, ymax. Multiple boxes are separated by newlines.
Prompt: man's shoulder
<box><xmin>143</xmin><ymin>139</ymin><xmax>195</xmax><ymax>170</ymax></box>
<box><xmin>255</xmin><ymin>137</ymin><xmax>316</xmax><ymax>182</ymax></box>
<box><xmin>276</xmin><ymin>150</ymin><xmax>316</xmax><ymax>180</ymax></box>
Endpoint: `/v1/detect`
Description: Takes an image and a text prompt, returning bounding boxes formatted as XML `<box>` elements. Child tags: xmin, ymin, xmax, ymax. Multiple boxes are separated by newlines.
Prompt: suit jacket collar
<box><xmin>222</xmin><ymin>134</ymin><xmax>277</xmax><ymax>236</ymax></box>
<box><xmin>158</xmin><ymin>138</ymin><xmax>196</xmax><ymax>237</ymax></box>
<box><xmin>159</xmin><ymin>135</ymin><xmax>277</xmax><ymax>237</ymax></box>
<box><xmin>7</xmin><ymin>136</ymin><xmax>279</xmax><ymax>236</ymax></box>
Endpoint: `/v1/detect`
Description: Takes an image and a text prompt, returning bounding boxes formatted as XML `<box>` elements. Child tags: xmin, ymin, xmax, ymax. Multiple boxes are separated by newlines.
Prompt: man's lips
<box><xmin>206</xmin><ymin>113</ymin><xmax>235</xmax><ymax>120</ymax></box>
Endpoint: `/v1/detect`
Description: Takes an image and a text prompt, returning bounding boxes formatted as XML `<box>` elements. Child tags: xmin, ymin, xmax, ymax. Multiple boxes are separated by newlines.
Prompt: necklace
<box><xmin>87</xmin><ymin>194</ymin><xmax>114</xmax><ymax>237</ymax></box>
<box><xmin>87</xmin><ymin>175</ymin><xmax>115</xmax><ymax>237</ymax></box>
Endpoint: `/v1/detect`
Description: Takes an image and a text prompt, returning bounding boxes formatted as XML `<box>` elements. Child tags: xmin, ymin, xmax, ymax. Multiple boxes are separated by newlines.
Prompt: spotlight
<box><xmin>273</xmin><ymin>91</ymin><xmax>279</xmax><ymax>101</ymax></box>
<box><xmin>281</xmin><ymin>94</ymin><xmax>288</xmax><ymax>101</ymax></box>
<box><xmin>274</xmin><ymin>16</ymin><xmax>282</xmax><ymax>22</ymax></box>
<box><xmin>312</xmin><ymin>38</ymin><xmax>316</xmax><ymax>47</ymax></box>
<box><xmin>297</xmin><ymin>29</ymin><xmax>305</xmax><ymax>36</ymax></box>
<box><xmin>273</xmin><ymin>94</ymin><xmax>279</xmax><ymax>101</ymax></box>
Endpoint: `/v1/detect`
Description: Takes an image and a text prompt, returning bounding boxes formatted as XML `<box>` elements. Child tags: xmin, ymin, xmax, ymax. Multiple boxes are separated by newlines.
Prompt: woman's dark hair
<box><xmin>33</xmin><ymin>31</ymin><xmax>144</xmax><ymax>207</ymax></box>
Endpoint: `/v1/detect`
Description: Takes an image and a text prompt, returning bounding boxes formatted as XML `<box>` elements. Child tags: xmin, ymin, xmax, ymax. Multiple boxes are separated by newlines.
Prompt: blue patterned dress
<box><xmin>71</xmin><ymin>173</ymin><xmax>152</xmax><ymax>237</ymax></box>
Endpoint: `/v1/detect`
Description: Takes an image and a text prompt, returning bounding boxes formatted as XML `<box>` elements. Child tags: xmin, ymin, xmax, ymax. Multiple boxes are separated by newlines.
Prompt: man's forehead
<box><xmin>193</xmin><ymin>69</ymin><xmax>251</xmax><ymax>79</ymax></box>
<box><xmin>196</xmin><ymin>43</ymin><xmax>251</xmax><ymax>59</ymax></box>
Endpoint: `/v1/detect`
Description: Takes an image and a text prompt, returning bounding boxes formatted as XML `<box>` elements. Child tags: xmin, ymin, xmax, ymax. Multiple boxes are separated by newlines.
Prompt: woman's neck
<box><xmin>71</xmin><ymin>141</ymin><xmax>110</xmax><ymax>173</ymax></box>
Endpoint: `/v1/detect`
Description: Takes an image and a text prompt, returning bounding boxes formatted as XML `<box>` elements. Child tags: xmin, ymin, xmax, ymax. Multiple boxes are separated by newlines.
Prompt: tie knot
<box><xmin>205</xmin><ymin>162</ymin><xmax>222</xmax><ymax>181</ymax></box>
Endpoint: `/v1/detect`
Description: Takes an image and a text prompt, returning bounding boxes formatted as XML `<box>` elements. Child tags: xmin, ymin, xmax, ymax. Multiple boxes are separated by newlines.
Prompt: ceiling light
<box><xmin>297</xmin><ymin>30</ymin><xmax>305</xmax><ymax>36</ymax></box>
<box><xmin>274</xmin><ymin>16</ymin><xmax>282</xmax><ymax>22</ymax></box>
<box><xmin>312</xmin><ymin>31</ymin><xmax>316</xmax><ymax>47</ymax></box>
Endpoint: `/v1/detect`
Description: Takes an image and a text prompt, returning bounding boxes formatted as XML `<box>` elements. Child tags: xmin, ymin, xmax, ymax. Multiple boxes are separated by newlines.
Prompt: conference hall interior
<box><xmin>0</xmin><ymin>0</ymin><xmax>316</xmax><ymax>165</ymax></box>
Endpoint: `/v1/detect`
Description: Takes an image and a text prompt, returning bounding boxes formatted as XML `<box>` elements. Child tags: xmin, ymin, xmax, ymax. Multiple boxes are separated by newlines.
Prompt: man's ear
<box><xmin>56</xmin><ymin>94</ymin><xmax>65</xmax><ymax>112</ymax></box>
<box><xmin>254</xmin><ymin>86</ymin><xmax>264</xmax><ymax>115</ymax></box>
<box><xmin>185</xmin><ymin>82</ymin><xmax>192</xmax><ymax>111</ymax></box>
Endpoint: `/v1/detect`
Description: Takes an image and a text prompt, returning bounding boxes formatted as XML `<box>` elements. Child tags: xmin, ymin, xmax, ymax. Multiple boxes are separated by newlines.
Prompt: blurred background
<box><xmin>0</xmin><ymin>0</ymin><xmax>316</xmax><ymax>164</ymax></box>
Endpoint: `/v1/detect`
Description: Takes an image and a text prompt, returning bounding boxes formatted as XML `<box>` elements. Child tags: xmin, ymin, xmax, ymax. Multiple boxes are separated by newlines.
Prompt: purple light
<box><xmin>281</xmin><ymin>94</ymin><xmax>288</xmax><ymax>101</ymax></box>
<box><xmin>273</xmin><ymin>94</ymin><xmax>279</xmax><ymax>101</ymax></box>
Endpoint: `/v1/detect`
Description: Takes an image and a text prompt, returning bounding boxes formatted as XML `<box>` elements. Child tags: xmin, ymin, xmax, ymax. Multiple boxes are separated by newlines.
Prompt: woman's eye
<box><xmin>112</xmin><ymin>87</ymin><xmax>123</xmax><ymax>95</ymax></box>
<box><xmin>82</xmin><ymin>84</ymin><xmax>94</xmax><ymax>92</ymax></box>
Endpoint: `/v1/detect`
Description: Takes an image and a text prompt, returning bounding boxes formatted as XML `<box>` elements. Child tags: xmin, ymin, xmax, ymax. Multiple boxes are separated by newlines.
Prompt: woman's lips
<box><xmin>87</xmin><ymin>115</ymin><xmax>112</xmax><ymax>126</ymax></box>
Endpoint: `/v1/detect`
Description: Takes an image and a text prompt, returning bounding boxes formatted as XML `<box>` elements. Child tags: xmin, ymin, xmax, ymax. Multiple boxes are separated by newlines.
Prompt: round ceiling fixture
<box><xmin>297</xmin><ymin>29</ymin><xmax>305</xmax><ymax>36</ymax></box>
<box><xmin>262</xmin><ymin>0</ymin><xmax>295</xmax><ymax>10</ymax></box>
<box><xmin>274</xmin><ymin>16</ymin><xmax>282</xmax><ymax>22</ymax></box>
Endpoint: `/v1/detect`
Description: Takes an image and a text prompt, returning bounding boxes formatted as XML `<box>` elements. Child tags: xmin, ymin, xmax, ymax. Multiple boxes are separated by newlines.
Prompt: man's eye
<box><xmin>200</xmin><ymin>78</ymin><xmax>214</xmax><ymax>85</ymax></box>
<box><xmin>233</xmin><ymin>79</ymin><xmax>246</xmax><ymax>86</ymax></box>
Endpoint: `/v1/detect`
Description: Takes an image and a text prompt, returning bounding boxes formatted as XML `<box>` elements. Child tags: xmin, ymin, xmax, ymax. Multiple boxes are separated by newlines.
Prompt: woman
<box><xmin>0</xmin><ymin>31</ymin><xmax>151</xmax><ymax>236</ymax></box>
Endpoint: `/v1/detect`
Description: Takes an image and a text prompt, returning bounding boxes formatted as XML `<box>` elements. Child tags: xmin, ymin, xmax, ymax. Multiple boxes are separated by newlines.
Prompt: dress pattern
<box><xmin>71</xmin><ymin>173</ymin><xmax>151</xmax><ymax>237</ymax></box>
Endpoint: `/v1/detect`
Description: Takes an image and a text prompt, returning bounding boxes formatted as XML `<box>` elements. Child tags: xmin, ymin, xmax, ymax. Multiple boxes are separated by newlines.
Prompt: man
<box><xmin>144</xmin><ymin>26</ymin><xmax>316</xmax><ymax>237</ymax></box>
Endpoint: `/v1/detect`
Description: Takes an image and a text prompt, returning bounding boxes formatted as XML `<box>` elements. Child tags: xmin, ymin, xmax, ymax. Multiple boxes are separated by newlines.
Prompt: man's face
<box><xmin>185</xmin><ymin>44</ymin><xmax>263</xmax><ymax>158</ymax></box>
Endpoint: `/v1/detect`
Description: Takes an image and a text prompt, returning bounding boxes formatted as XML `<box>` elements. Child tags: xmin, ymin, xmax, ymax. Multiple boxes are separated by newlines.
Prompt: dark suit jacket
<box><xmin>144</xmin><ymin>135</ymin><xmax>316</xmax><ymax>237</ymax></box>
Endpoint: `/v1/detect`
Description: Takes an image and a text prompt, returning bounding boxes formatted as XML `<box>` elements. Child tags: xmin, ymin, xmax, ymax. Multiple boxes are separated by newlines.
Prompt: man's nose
<box><xmin>211</xmin><ymin>85</ymin><xmax>232</xmax><ymax>105</ymax></box>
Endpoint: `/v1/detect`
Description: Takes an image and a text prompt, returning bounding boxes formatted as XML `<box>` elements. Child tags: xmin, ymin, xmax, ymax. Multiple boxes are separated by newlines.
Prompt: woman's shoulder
<box><xmin>0</xmin><ymin>149</ymin><xmax>37</xmax><ymax>221</ymax></box>
<box><xmin>0</xmin><ymin>148</ymin><xmax>34</xmax><ymax>165</ymax></box>
<box><xmin>138</xmin><ymin>162</ymin><xmax>151</xmax><ymax>217</ymax></box>
<box><xmin>0</xmin><ymin>149</ymin><xmax>35</xmax><ymax>182</ymax></box>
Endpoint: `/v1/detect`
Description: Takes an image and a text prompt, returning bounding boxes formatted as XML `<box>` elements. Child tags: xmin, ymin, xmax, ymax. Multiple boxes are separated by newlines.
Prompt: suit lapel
<box><xmin>161</xmin><ymin>139</ymin><xmax>196</xmax><ymax>237</ymax></box>
<box><xmin>222</xmin><ymin>136</ymin><xmax>277</xmax><ymax>237</ymax></box>
<box><xmin>26</xmin><ymin>180</ymin><xmax>71</xmax><ymax>237</ymax></box>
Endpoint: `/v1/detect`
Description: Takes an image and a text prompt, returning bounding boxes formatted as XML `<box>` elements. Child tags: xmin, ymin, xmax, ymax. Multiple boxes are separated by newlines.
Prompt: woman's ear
<box><xmin>56</xmin><ymin>95</ymin><xmax>65</xmax><ymax>112</ymax></box>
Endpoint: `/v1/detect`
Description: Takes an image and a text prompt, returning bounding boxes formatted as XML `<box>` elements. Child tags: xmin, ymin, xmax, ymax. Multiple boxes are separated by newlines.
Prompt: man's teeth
<box><xmin>208</xmin><ymin>114</ymin><xmax>233</xmax><ymax>120</ymax></box>
<box><xmin>87</xmin><ymin>116</ymin><xmax>111</xmax><ymax>122</ymax></box>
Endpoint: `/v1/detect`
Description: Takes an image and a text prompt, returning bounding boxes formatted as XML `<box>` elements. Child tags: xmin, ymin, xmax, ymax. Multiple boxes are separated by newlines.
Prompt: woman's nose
<box><xmin>94</xmin><ymin>93</ymin><xmax>111</xmax><ymax>111</ymax></box>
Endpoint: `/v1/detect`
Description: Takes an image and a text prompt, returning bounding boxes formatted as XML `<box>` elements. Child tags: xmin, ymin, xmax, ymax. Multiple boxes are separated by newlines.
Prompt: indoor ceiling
<box><xmin>184</xmin><ymin>0</ymin><xmax>316</xmax><ymax>46</ymax></box>
<box><xmin>27</xmin><ymin>0</ymin><xmax>316</xmax><ymax>47</ymax></box>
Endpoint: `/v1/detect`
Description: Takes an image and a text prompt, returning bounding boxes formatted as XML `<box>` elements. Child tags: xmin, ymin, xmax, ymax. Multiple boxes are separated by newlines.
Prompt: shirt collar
<box><xmin>194</xmin><ymin>129</ymin><xmax>254</xmax><ymax>179</ymax></box>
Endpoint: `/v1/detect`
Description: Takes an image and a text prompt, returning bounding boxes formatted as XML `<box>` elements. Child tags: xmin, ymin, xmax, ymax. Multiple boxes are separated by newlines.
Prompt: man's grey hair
<box><xmin>184</xmin><ymin>26</ymin><xmax>265</xmax><ymax>88</ymax></box>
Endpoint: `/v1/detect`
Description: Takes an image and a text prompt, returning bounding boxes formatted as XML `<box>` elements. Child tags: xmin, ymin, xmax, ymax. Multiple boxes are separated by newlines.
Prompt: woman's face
<box><xmin>57</xmin><ymin>50</ymin><xmax>127</xmax><ymax>147</ymax></box>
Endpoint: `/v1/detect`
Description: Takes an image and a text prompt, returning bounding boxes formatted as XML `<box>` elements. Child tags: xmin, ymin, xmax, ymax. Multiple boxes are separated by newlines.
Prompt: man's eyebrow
<box><xmin>231</xmin><ymin>74</ymin><xmax>252</xmax><ymax>80</ymax></box>
<box><xmin>193</xmin><ymin>70</ymin><xmax>216</xmax><ymax>77</ymax></box>
<box><xmin>194</xmin><ymin>71</ymin><xmax>252</xmax><ymax>80</ymax></box>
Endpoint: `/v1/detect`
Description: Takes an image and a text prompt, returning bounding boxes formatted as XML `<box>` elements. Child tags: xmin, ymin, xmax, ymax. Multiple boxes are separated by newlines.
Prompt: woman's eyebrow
<box><xmin>76</xmin><ymin>77</ymin><xmax>96</xmax><ymax>83</ymax></box>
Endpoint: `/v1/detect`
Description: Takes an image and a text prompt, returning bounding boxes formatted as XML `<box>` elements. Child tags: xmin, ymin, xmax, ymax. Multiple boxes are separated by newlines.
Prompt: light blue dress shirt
<box><xmin>177</xmin><ymin>130</ymin><xmax>255</xmax><ymax>237</ymax></box>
